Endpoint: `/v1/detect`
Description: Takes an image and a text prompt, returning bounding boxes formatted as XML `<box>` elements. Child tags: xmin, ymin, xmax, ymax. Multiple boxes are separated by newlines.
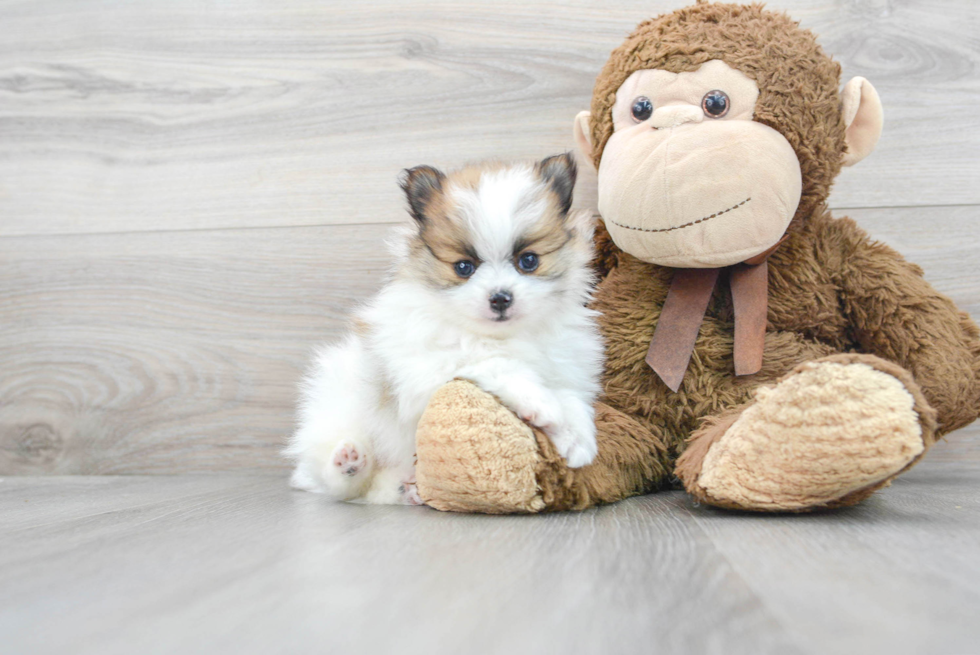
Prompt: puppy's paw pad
<box><xmin>399</xmin><ymin>476</ymin><xmax>423</xmax><ymax>506</ymax></box>
<box><xmin>332</xmin><ymin>441</ymin><xmax>366</xmax><ymax>477</ymax></box>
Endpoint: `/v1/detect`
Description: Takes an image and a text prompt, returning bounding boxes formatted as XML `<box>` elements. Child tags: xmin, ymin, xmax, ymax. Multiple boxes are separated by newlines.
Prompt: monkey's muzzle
<box><xmin>597</xmin><ymin>120</ymin><xmax>802</xmax><ymax>268</ymax></box>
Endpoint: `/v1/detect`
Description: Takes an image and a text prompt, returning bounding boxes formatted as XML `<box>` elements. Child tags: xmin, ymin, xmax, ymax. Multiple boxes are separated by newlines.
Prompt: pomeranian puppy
<box><xmin>285</xmin><ymin>153</ymin><xmax>603</xmax><ymax>504</ymax></box>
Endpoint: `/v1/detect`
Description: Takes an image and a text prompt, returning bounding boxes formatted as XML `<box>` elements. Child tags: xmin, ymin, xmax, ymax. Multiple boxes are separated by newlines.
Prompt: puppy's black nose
<box><xmin>489</xmin><ymin>291</ymin><xmax>513</xmax><ymax>313</ymax></box>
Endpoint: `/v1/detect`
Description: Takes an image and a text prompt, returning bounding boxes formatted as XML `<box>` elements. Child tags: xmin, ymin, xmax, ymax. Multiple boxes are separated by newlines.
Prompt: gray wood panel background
<box><xmin>2</xmin><ymin>0</ymin><xmax>979</xmax><ymax>474</ymax></box>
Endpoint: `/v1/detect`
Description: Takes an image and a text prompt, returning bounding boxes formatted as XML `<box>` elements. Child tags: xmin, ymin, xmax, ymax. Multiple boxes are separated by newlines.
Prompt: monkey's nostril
<box><xmin>489</xmin><ymin>291</ymin><xmax>513</xmax><ymax>313</ymax></box>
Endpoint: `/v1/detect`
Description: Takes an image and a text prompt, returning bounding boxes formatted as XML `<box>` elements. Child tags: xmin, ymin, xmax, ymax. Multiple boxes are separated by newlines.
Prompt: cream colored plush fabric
<box><xmin>840</xmin><ymin>76</ymin><xmax>883</xmax><ymax>167</ymax></box>
<box><xmin>416</xmin><ymin>380</ymin><xmax>545</xmax><ymax>514</ymax></box>
<box><xmin>590</xmin><ymin>60</ymin><xmax>803</xmax><ymax>268</ymax></box>
<box><xmin>697</xmin><ymin>360</ymin><xmax>924</xmax><ymax>510</ymax></box>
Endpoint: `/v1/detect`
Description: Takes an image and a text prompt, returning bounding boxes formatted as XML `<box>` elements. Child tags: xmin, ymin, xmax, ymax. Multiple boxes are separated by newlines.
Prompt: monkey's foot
<box><xmin>415</xmin><ymin>380</ymin><xmax>672</xmax><ymax>514</ymax></box>
<box><xmin>415</xmin><ymin>380</ymin><xmax>546</xmax><ymax>513</ymax></box>
<box><xmin>676</xmin><ymin>354</ymin><xmax>937</xmax><ymax>512</ymax></box>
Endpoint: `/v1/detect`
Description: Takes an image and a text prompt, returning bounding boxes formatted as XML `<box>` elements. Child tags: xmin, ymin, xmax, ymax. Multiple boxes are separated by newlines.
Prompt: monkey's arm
<box><xmin>829</xmin><ymin>216</ymin><xmax>980</xmax><ymax>435</ymax></box>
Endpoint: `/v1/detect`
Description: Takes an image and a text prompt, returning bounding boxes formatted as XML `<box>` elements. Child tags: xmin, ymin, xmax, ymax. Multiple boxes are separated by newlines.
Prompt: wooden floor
<box><xmin>2</xmin><ymin>1</ymin><xmax>980</xmax><ymax>653</ymax></box>
<box><xmin>4</xmin><ymin>451</ymin><xmax>980</xmax><ymax>655</ymax></box>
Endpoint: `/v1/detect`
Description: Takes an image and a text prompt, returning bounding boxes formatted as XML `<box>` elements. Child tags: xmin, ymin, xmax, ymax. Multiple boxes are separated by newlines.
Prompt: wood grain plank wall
<box><xmin>1</xmin><ymin>0</ymin><xmax>978</xmax><ymax>473</ymax></box>
<box><xmin>1</xmin><ymin>0</ymin><xmax>978</xmax><ymax>237</ymax></box>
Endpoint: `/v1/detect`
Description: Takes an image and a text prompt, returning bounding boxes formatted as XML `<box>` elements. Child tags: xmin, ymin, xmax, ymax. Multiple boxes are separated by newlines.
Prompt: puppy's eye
<box><xmin>702</xmin><ymin>90</ymin><xmax>730</xmax><ymax>118</ymax></box>
<box><xmin>631</xmin><ymin>96</ymin><xmax>654</xmax><ymax>122</ymax></box>
<box><xmin>453</xmin><ymin>260</ymin><xmax>476</xmax><ymax>278</ymax></box>
<box><xmin>517</xmin><ymin>252</ymin><xmax>539</xmax><ymax>273</ymax></box>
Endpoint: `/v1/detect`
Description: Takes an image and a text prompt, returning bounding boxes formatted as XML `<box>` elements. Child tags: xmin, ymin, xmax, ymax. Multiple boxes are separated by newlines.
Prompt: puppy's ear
<box><xmin>399</xmin><ymin>165</ymin><xmax>446</xmax><ymax>223</ymax></box>
<box><xmin>536</xmin><ymin>152</ymin><xmax>576</xmax><ymax>215</ymax></box>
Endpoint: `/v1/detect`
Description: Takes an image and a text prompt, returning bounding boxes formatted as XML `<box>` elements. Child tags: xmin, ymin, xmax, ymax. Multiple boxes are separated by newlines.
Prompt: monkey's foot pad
<box><xmin>416</xmin><ymin>379</ymin><xmax>546</xmax><ymax>514</ymax></box>
<box><xmin>692</xmin><ymin>355</ymin><xmax>936</xmax><ymax>511</ymax></box>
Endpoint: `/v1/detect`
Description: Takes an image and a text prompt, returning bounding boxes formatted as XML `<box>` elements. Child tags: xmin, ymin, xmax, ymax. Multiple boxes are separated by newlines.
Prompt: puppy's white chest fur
<box><xmin>366</xmin><ymin>280</ymin><xmax>598</xmax><ymax>432</ymax></box>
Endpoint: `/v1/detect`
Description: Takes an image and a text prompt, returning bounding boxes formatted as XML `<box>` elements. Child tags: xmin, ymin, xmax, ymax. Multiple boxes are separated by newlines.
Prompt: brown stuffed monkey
<box><xmin>414</xmin><ymin>1</ymin><xmax>980</xmax><ymax>513</ymax></box>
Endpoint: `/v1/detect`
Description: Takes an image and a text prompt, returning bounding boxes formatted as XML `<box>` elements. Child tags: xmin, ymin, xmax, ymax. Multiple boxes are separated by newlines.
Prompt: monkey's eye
<box><xmin>630</xmin><ymin>96</ymin><xmax>654</xmax><ymax>122</ymax></box>
<box><xmin>517</xmin><ymin>252</ymin><xmax>539</xmax><ymax>273</ymax></box>
<box><xmin>454</xmin><ymin>260</ymin><xmax>476</xmax><ymax>278</ymax></box>
<box><xmin>701</xmin><ymin>90</ymin><xmax>730</xmax><ymax>118</ymax></box>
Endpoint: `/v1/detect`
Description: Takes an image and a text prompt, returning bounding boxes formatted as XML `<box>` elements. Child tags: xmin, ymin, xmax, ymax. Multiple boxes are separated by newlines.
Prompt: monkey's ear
<box><xmin>399</xmin><ymin>165</ymin><xmax>446</xmax><ymax>222</ymax></box>
<box><xmin>536</xmin><ymin>152</ymin><xmax>577</xmax><ymax>215</ymax></box>
<box><xmin>840</xmin><ymin>77</ymin><xmax>883</xmax><ymax>167</ymax></box>
<box><xmin>573</xmin><ymin>111</ymin><xmax>594</xmax><ymax>165</ymax></box>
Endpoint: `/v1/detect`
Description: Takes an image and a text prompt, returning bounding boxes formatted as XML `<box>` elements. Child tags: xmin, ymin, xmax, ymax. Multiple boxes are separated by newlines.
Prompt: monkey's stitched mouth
<box><xmin>607</xmin><ymin>197</ymin><xmax>751</xmax><ymax>233</ymax></box>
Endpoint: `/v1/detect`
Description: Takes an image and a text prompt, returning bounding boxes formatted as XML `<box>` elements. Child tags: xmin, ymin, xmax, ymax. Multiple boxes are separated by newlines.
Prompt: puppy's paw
<box><xmin>331</xmin><ymin>441</ymin><xmax>367</xmax><ymax>477</ymax></box>
<box><xmin>560</xmin><ymin>439</ymin><xmax>598</xmax><ymax>468</ymax></box>
<box><xmin>551</xmin><ymin>422</ymin><xmax>598</xmax><ymax>468</ymax></box>
<box><xmin>517</xmin><ymin>405</ymin><xmax>561</xmax><ymax>434</ymax></box>
<box><xmin>511</xmin><ymin>388</ymin><xmax>563</xmax><ymax>434</ymax></box>
<box><xmin>399</xmin><ymin>474</ymin><xmax>424</xmax><ymax>506</ymax></box>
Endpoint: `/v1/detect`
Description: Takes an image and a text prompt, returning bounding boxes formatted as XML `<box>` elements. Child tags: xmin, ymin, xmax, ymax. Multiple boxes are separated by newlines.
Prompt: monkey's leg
<box><xmin>675</xmin><ymin>353</ymin><xmax>938</xmax><ymax>512</ymax></box>
<box><xmin>415</xmin><ymin>379</ymin><xmax>672</xmax><ymax>513</ymax></box>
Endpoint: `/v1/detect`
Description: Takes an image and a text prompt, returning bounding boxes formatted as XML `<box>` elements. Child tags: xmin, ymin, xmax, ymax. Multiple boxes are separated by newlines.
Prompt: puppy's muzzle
<box><xmin>489</xmin><ymin>291</ymin><xmax>513</xmax><ymax>314</ymax></box>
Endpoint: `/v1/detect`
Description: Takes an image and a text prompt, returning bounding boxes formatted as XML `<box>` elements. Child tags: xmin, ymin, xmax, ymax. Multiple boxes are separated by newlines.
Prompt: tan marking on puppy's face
<box><xmin>449</xmin><ymin>161</ymin><xmax>510</xmax><ymax>191</ymax></box>
<box><xmin>511</xmin><ymin>158</ymin><xmax>590</xmax><ymax>281</ymax></box>
<box><xmin>511</xmin><ymin>191</ymin><xmax>572</xmax><ymax>280</ymax></box>
<box><xmin>405</xmin><ymin>219</ymin><xmax>475</xmax><ymax>290</ymax></box>
<box><xmin>398</xmin><ymin>156</ymin><xmax>591</xmax><ymax>310</ymax></box>
<box><xmin>401</xmin><ymin>169</ymin><xmax>482</xmax><ymax>289</ymax></box>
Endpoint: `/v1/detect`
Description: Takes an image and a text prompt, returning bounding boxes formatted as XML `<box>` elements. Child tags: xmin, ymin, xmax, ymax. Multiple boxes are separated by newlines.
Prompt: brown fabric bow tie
<box><xmin>645</xmin><ymin>237</ymin><xmax>786</xmax><ymax>392</ymax></box>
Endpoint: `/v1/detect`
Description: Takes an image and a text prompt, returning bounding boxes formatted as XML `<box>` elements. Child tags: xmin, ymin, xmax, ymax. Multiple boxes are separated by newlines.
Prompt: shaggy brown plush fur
<box><xmin>415</xmin><ymin>2</ymin><xmax>980</xmax><ymax>513</ymax></box>
<box><xmin>583</xmin><ymin>3</ymin><xmax>980</xmax><ymax>509</ymax></box>
<box><xmin>590</xmin><ymin>208</ymin><xmax>980</xmax><ymax>498</ymax></box>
